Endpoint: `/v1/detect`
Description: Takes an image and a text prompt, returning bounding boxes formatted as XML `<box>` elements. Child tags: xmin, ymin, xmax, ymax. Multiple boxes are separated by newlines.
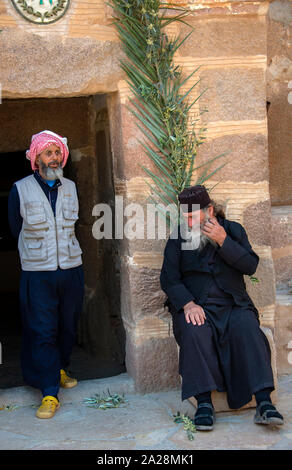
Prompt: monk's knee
<box><xmin>230</xmin><ymin>309</ymin><xmax>259</xmax><ymax>339</ymax></box>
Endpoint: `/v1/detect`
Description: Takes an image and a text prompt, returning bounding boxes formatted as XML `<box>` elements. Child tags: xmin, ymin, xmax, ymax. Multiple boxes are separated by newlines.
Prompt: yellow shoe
<box><xmin>60</xmin><ymin>369</ymin><xmax>77</xmax><ymax>389</ymax></box>
<box><xmin>36</xmin><ymin>396</ymin><xmax>60</xmax><ymax>419</ymax></box>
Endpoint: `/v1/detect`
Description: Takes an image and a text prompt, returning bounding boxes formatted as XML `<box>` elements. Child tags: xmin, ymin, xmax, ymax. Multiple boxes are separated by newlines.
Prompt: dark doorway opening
<box><xmin>0</xmin><ymin>96</ymin><xmax>126</xmax><ymax>390</ymax></box>
<box><xmin>0</xmin><ymin>151</ymin><xmax>30</xmax><ymax>387</ymax></box>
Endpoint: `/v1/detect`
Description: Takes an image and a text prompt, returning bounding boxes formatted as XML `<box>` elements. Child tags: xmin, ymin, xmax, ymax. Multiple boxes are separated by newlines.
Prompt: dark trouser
<box><xmin>19</xmin><ymin>266</ymin><xmax>84</xmax><ymax>397</ymax></box>
<box><xmin>172</xmin><ymin>304</ymin><xmax>275</xmax><ymax>409</ymax></box>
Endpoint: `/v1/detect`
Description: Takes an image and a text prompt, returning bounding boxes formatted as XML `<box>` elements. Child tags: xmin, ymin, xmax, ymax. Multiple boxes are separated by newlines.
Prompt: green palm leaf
<box><xmin>110</xmin><ymin>0</ymin><xmax>227</xmax><ymax>218</ymax></box>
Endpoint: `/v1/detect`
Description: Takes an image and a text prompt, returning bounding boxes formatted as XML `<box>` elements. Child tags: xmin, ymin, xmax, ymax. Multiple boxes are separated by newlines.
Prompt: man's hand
<box><xmin>183</xmin><ymin>301</ymin><xmax>206</xmax><ymax>326</ymax></box>
<box><xmin>202</xmin><ymin>216</ymin><xmax>227</xmax><ymax>247</ymax></box>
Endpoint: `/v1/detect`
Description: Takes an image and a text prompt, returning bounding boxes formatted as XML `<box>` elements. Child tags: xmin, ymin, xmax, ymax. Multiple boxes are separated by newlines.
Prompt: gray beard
<box><xmin>184</xmin><ymin>225</ymin><xmax>218</xmax><ymax>252</ymax></box>
<box><xmin>39</xmin><ymin>161</ymin><xmax>63</xmax><ymax>180</ymax></box>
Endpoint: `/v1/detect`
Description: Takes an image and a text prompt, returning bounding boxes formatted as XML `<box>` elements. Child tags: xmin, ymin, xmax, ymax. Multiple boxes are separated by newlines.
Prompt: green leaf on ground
<box><xmin>173</xmin><ymin>411</ymin><xmax>196</xmax><ymax>440</ymax></box>
<box><xmin>83</xmin><ymin>390</ymin><xmax>128</xmax><ymax>410</ymax></box>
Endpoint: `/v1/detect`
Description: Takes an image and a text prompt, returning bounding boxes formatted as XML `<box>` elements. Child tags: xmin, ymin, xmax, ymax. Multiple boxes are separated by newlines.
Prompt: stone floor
<box><xmin>0</xmin><ymin>373</ymin><xmax>291</xmax><ymax>450</ymax></box>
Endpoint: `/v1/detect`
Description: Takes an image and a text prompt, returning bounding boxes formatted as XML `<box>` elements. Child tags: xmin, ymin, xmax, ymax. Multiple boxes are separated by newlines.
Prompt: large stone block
<box><xmin>124</xmin><ymin>265</ymin><xmax>165</xmax><ymax>320</ymax></box>
<box><xmin>245</xmin><ymin>257</ymin><xmax>276</xmax><ymax>310</ymax></box>
<box><xmin>126</xmin><ymin>334</ymin><xmax>180</xmax><ymax>393</ymax></box>
<box><xmin>177</xmin><ymin>16</ymin><xmax>267</xmax><ymax>58</ymax></box>
<box><xmin>243</xmin><ymin>200</ymin><xmax>272</xmax><ymax>246</ymax></box>
<box><xmin>199</xmin><ymin>68</ymin><xmax>267</xmax><ymax>123</ymax></box>
<box><xmin>0</xmin><ymin>28</ymin><xmax>124</xmax><ymax>99</ymax></box>
<box><xmin>275</xmin><ymin>289</ymin><xmax>292</xmax><ymax>376</ymax></box>
<box><xmin>271</xmin><ymin>205</ymin><xmax>292</xmax><ymax>283</ymax></box>
<box><xmin>196</xmin><ymin>133</ymin><xmax>269</xmax><ymax>183</ymax></box>
<box><xmin>117</xmin><ymin>103</ymin><xmax>158</xmax><ymax>180</ymax></box>
<box><xmin>267</xmin><ymin>11</ymin><xmax>292</xmax><ymax>206</ymax></box>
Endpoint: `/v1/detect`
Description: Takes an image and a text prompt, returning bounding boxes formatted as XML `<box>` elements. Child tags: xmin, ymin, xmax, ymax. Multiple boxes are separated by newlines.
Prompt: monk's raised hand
<box><xmin>202</xmin><ymin>216</ymin><xmax>227</xmax><ymax>247</ymax></box>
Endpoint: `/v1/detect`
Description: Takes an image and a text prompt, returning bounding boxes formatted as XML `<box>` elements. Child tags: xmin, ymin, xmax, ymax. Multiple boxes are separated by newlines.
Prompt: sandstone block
<box><xmin>178</xmin><ymin>16</ymin><xmax>266</xmax><ymax>58</ymax></box>
<box><xmin>271</xmin><ymin>206</ymin><xmax>292</xmax><ymax>283</ymax></box>
<box><xmin>243</xmin><ymin>200</ymin><xmax>272</xmax><ymax>246</ymax></box>
<box><xmin>126</xmin><ymin>335</ymin><xmax>180</xmax><ymax>393</ymax></box>
<box><xmin>245</xmin><ymin>257</ymin><xmax>276</xmax><ymax>310</ymax></box>
<box><xmin>275</xmin><ymin>290</ymin><xmax>292</xmax><ymax>376</ymax></box>
<box><xmin>0</xmin><ymin>29</ymin><xmax>124</xmax><ymax>99</ymax></box>
<box><xmin>196</xmin><ymin>133</ymin><xmax>269</xmax><ymax>183</ymax></box>
<box><xmin>199</xmin><ymin>68</ymin><xmax>267</xmax><ymax>123</ymax></box>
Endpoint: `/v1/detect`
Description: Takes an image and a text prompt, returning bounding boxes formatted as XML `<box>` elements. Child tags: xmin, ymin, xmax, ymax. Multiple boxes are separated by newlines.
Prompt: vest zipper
<box><xmin>49</xmin><ymin>188</ymin><xmax>59</xmax><ymax>268</ymax></box>
<box><xmin>55</xmin><ymin>215</ymin><xmax>59</xmax><ymax>268</ymax></box>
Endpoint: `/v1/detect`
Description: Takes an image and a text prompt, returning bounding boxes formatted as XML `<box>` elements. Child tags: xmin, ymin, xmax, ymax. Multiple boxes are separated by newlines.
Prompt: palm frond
<box><xmin>110</xmin><ymin>0</ymin><xmax>228</xmax><ymax>215</ymax></box>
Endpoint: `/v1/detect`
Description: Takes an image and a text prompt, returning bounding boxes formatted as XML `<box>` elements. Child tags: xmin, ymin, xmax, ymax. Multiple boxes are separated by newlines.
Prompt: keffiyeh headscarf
<box><xmin>26</xmin><ymin>130</ymin><xmax>69</xmax><ymax>170</ymax></box>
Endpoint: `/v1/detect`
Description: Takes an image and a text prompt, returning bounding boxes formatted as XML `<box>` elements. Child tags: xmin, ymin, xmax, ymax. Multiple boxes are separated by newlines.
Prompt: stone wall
<box><xmin>0</xmin><ymin>1</ymin><xmax>123</xmax><ymax>98</ymax></box>
<box><xmin>267</xmin><ymin>0</ymin><xmax>292</xmax><ymax>376</ymax></box>
<box><xmin>109</xmin><ymin>0</ymin><xmax>279</xmax><ymax>392</ymax></box>
<box><xmin>267</xmin><ymin>0</ymin><xmax>292</xmax><ymax>206</ymax></box>
<box><xmin>0</xmin><ymin>0</ymin><xmax>283</xmax><ymax>392</ymax></box>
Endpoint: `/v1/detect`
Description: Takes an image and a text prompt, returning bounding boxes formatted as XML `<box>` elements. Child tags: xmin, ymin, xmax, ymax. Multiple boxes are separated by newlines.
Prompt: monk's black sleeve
<box><xmin>160</xmin><ymin>237</ymin><xmax>195</xmax><ymax>312</ymax></box>
<box><xmin>217</xmin><ymin>223</ymin><xmax>259</xmax><ymax>275</ymax></box>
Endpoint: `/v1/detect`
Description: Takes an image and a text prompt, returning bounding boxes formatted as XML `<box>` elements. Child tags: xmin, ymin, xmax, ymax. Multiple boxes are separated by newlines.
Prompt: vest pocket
<box><xmin>68</xmin><ymin>237</ymin><xmax>82</xmax><ymax>258</ymax></box>
<box><xmin>63</xmin><ymin>203</ymin><xmax>78</xmax><ymax>227</ymax></box>
<box><xmin>25</xmin><ymin>201</ymin><xmax>47</xmax><ymax>225</ymax></box>
<box><xmin>22</xmin><ymin>239</ymin><xmax>48</xmax><ymax>262</ymax></box>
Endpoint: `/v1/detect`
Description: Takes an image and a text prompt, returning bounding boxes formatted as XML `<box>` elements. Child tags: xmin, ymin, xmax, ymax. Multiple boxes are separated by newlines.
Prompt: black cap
<box><xmin>178</xmin><ymin>185</ymin><xmax>211</xmax><ymax>212</ymax></box>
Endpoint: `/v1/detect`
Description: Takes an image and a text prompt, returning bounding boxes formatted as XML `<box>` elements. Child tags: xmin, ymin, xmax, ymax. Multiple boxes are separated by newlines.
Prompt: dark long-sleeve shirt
<box><xmin>160</xmin><ymin>216</ymin><xmax>259</xmax><ymax>313</ymax></box>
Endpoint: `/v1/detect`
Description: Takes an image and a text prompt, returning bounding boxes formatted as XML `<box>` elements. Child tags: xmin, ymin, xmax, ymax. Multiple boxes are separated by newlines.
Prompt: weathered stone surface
<box><xmin>267</xmin><ymin>83</ymin><xmax>292</xmax><ymax>206</ymax></box>
<box><xmin>196</xmin><ymin>133</ymin><xmax>269</xmax><ymax>183</ymax></box>
<box><xmin>199</xmin><ymin>68</ymin><xmax>267</xmax><ymax>123</ymax></box>
<box><xmin>267</xmin><ymin>6</ymin><xmax>292</xmax><ymax>206</ymax></box>
<box><xmin>0</xmin><ymin>28</ymin><xmax>125</xmax><ymax>99</ymax></box>
<box><xmin>116</xmin><ymin>104</ymin><xmax>158</xmax><ymax>180</ymax></box>
<box><xmin>178</xmin><ymin>16</ymin><xmax>267</xmax><ymax>58</ymax></box>
<box><xmin>271</xmin><ymin>206</ymin><xmax>292</xmax><ymax>250</ymax></box>
<box><xmin>271</xmin><ymin>206</ymin><xmax>292</xmax><ymax>283</ymax></box>
<box><xmin>273</xmin><ymin>257</ymin><xmax>292</xmax><ymax>285</ymax></box>
<box><xmin>201</xmin><ymin>180</ymin><xmax>270</xmax><ymax>225</ymax></box>
<box><xmin>126</xmin><ymin>335</ymin><xmax>180</xmax><ymax>393</ymax></box>
<box><xmin>268</xmin><ymin>0</ymin><xmax>292</xmax><ymax>27</ymax></box>
<box><xmin>124</xmin><ymin>266</ymin><xmax>165</xmax><ymax>319</ymax></box>
<box><xmin>275</xmin><ymin>290</ymin><xmax>292</xmax><ymax>376</ymax></box>
<box><xmin>243</xmin><ymin>200</ymin><xmax>272</xmax><ymax>246</ymax></box>
<box><xmin>245</xmin><ymin>257</ymin><xmax>276</xmax><ymax>309</ymax></box>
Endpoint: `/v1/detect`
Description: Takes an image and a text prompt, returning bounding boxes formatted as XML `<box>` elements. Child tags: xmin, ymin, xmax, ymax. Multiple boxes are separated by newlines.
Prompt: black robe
<box><xmin>160</xmin><ymin>216</ymin><xmax>274</xmax><ymax>408</ymax></box>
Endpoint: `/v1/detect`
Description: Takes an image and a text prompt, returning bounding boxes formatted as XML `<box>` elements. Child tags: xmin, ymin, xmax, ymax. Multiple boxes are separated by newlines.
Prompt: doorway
<box><xmin>0</xmin><ymin>95</ymin><xmax>126</xmax><ymax>389</ymax></box>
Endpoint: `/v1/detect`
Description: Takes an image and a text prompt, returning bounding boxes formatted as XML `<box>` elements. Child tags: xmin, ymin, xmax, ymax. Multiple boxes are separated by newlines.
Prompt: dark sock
<box><xmin>255</xmin><ymin>387</ymin><xmax>273</xmax><ymax>407</ymax></box>
<box><xmin>255</xmin><ymin>388</ymin><xmax>283</xmax><ymax>419</ymax></box>
<box><xmin>195</xmin><ymin>391</ymin><xmax>212</xmax><ymax>406</ymax></box>
<box><xmin>194</xmin><ymin>392</ymin><xmax>214</xmax><ymax>426</ymax></box>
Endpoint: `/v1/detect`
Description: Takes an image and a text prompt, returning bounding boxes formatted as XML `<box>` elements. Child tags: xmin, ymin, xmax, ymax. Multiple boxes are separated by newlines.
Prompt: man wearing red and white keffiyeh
<box><xmin>8</xmin><ymin>130</ymin><xmax>84</xmax><ymax>419</ymax></box>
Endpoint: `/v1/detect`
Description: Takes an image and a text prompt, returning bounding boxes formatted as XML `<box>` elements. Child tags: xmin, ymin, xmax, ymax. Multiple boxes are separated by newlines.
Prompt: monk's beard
<box><xmin>184</xmin><ymin>222</ymin><xmax>217</xmax><ymax>252</ymax></box>
<box><xmin>39</xmin><ymin>160</ymin><xmax>63</xmax><ymax>180</ymax></box>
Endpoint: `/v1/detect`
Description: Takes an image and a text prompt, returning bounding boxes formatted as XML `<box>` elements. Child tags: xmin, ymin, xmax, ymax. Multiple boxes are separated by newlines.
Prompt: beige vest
<box><xmin>15</xmin><ymin>175</ymin><xmax>82</xmax><ymax>271</ymax></box>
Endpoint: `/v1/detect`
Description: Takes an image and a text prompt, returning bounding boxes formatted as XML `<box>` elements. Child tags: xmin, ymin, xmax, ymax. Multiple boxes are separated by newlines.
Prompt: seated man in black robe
<box><xmin>160</xmin><ymin>184</ymin><xmax>284</xmax><ymax>430</ymax></box>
